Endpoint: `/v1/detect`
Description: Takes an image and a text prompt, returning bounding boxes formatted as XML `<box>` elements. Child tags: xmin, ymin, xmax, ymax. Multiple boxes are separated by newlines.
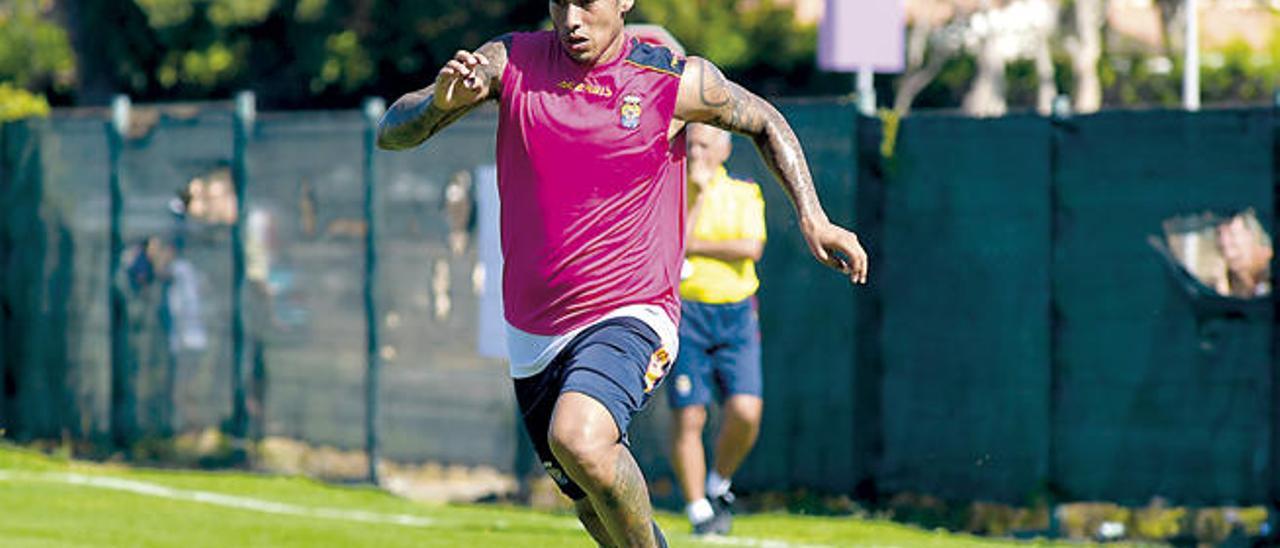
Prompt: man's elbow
<box><xmin>747</xmin><ymin>241</ymin><xmax>765</xmax><ymax>262</ymax></box>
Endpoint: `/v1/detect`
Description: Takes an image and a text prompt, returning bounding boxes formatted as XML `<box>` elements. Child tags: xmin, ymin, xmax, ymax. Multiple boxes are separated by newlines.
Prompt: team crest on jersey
<box><xmin>619</xmin><ymin>95</ymin><xmax>643</xmax><ymax>129</ymax></box>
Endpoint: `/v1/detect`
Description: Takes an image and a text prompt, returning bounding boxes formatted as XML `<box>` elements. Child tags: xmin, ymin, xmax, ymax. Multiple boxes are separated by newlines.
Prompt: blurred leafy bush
<box><xmin>0</xmin><ymin>83</ymin><xmax>51</xmax><ymax>121</ymax></box>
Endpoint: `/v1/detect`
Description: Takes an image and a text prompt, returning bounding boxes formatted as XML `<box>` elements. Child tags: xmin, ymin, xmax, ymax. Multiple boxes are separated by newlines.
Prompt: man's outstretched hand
<box><xmin>801</xmin><ymin>219</ymin><xmax>869</xmax><ymax>285</ymax></box>
<box><xmin>434</xmin><ymin>49</ymin><xmax>492</xmax><ymax>110</ymax></box>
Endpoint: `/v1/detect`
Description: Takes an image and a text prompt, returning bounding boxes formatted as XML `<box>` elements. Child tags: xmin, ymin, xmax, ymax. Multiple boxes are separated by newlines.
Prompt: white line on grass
<box><xmin>0</xmin><ymin>470</ymin><xmax>841</xmax><ymax>547</ymax></box>
<box><xmin>0</xmin><ymin>470</ymin><xmax>435</xmax><ymax>528</ymax></box>
<box><xmin>689</xmin><ymin>536</ymin><xmax>836</xmax><ymax>548</ymax></box>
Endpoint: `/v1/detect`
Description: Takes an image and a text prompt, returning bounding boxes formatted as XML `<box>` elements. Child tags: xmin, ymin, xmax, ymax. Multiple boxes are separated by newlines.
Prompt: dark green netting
<box><xmin>44</xmin><ymin>118</ymin><xmax>115</xmax><ymax>439</ymax></box>
<box><xmin>115</xmin><ymin>112</ymin><xmax>236</xmax><ymax>438</ymax></box>
<box><xmin>2</xmin><ymin>118</ymin><xmax>112</xmax><ymax>440</ymax></box>
<box><xmin>242</xmin><ymin>111</ymin><xmax>369</xmax><ymax>452</ymax></box>
<box><xmin>876</xmin><ymin>115</ymin><xmax>1053</xmax><ymax>503</ymax></box>
<box><xmin>2</xmin><ymin>120</ymin><xmax>62</xmax><ymax>440</ymax></box>
<box><xmin>2</xmin><ymin>103</ymin><xmax>1277</xmax><ymax>507</ymax></box>
<box><xmin>372</xmin><ymin>109</ymin><xmax>516</xmax><ymax>468</ymax></box>
<box><xmin>629</xmin><ymin>101</ymin><xmax>863</xmax><ymax>501</ymax></box>
<box><xmin>749</xmin><ymin>102</ymin><xmax>861</xmax><ymax>493</ymax></box>
<box><xmin>1051</xmin><ymin>109</ymin><xmax>1274</xmax><ymax>504</ymax></box>
<box><xmin>240</xmin><ymin>108</ymin><xmax>516</xmax><ymax>468</ymax></box>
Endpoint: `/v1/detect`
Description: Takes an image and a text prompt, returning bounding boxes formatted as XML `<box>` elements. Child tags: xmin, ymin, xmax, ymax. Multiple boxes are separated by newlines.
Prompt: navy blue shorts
<box><xmin>667</xmin><ymin>298</ymin><xmax>762</xmax><ymax>409</ymax></box>
<box><xmin>513</xmin><ymin>317</ymin><xmax>672</xmax><ymax>500</ymax></box>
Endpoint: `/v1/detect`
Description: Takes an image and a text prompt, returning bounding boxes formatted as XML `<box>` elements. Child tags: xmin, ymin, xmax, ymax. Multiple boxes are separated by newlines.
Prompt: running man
<box><xmin>669</xmin><ymin>123</ymin><xmax>765</xmax><ymax>536</ymax></box>
<box><xmin>377</xmin><ymin>1</ymin><xmax>868</xmax><ymax>546</ymax></box>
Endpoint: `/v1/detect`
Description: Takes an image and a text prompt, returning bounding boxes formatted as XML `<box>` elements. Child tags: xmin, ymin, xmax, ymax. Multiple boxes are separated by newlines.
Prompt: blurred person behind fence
<box><xmin>1216</xmin><ymin>209</ymin><xmax>1272</xmax><ymax>298</ymax></box>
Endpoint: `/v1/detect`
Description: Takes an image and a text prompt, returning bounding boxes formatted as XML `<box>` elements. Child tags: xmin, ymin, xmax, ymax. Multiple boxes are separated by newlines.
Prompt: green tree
<box><xmin>49</xmin><ymin>0</ymin><xmax>843</xmax><ymax>107</ymax></box>
<box><xmin>0</xmin><ymin>0</ymin><xmax>75</xmax><ymax>98</ymax></box>
<box><xmin>1200</xmin><ymin>37</ymin><xmax>1278</xmax><ymax>106</ymax></box>
<box><xmin>62</xmin><ymin>0</ymin><xmax>545</xmax><ymax>107</ymax></box>
<box><xmin>0</xmin><ymin>83</ymin><xmax>52</xmax><ymax>121</ymax></box>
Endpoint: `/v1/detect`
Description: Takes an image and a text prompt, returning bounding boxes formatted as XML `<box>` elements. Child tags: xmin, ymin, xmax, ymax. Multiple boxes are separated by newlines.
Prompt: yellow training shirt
<box><xmin>680</xmin><ymin>166</ymin><xmax>766</xmax><ymax>304</ymax></box>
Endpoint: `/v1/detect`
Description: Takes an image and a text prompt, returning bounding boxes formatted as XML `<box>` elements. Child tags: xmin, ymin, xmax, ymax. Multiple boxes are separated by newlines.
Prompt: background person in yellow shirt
<box><xmin>669</xmin><ymin>123</ymin><xmax>766</xmax><ymax>536</ymax></box>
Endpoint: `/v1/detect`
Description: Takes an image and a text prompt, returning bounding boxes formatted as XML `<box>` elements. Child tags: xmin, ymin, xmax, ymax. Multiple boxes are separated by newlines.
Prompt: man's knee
<box><xmin>724</xmin><ymin>395</ymin><xmax>763</xmax><ymax>426</ymax></box>
<box><xmin>548</xmin><ymin>392</ymin><xmax>620</xmax><ymax>481</ymax></box>
<box><xmin>672</xmin><ymin>405</ymin><xmax>707</xmax><ymax>435</ymax></box>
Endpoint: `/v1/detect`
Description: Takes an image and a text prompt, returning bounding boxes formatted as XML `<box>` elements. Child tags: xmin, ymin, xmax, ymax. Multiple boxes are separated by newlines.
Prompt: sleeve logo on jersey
<box><xmin>620</xmin><ymin>95</ymin><xmax>643</xmax><ymax>130</ymax></box>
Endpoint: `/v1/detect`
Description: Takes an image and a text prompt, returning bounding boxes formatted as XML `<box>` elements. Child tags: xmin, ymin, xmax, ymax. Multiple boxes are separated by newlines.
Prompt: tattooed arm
<box><xmin>674</xmin><ymin>57</ymin><xmax>868</xmax><ymax>284</ymax></box>
<box><xmin>377</xmin><ymin>36</ymin><xmax>510</xmax><ymax>151</ymax></box>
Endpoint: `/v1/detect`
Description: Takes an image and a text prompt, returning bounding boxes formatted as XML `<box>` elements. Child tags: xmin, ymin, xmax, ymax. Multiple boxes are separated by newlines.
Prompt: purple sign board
<box><xmin>818</xmin><ymin>0</ymin><xmax>905</xmax><ymax>73</ymax></box>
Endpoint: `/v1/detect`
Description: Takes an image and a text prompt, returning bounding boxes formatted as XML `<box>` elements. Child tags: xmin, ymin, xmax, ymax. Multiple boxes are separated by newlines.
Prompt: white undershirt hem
<box><xmin>506</xmin><ymin>304</ymin><xmax>679</xmax><ymax>379</ymax></box>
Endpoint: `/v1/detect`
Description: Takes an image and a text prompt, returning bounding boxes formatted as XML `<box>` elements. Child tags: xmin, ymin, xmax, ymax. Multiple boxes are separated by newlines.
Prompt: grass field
<box><xmin>0</xmin><ymin>445</ymin><xmax>1071</xmax><ymax>547</ymax></box>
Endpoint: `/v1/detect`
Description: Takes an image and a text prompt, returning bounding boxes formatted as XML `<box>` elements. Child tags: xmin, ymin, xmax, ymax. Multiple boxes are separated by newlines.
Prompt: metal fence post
<box><xmin>0</xmin><ymin>121</ymin><xmax>6</xmax><ymax>436</ymax></box>
<box><xmin>1268</xmin><ymin>90</ymin><xmax>1280</xmax><ymax>539</ymax></box>
<box><xmin>851</xmin><ymin>109</ymin><xmax>885</xmax><ymax>501</ymax></box>
<box><xmin>229</xmin><ymin>91</ymin><xmax>255</xmax><ymax>449</ymax></box>
<box><xmin>108</xmin><ymin>95</ymin><xmax>134</xmax><ymax>450</ymax></box>
<box><xmin>1046</xmin><ymin>93</ymin><xmax>1072</xmax><ymax>538</ymax></box>
<box><xmin>363</xmin><ymin>97</ymin><xmax>386</xmax><ymax>485</ymax></box>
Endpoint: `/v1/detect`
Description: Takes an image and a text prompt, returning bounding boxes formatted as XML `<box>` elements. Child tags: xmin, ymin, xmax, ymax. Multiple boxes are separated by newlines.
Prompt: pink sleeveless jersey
<box><xmin>497</xmin><ymin>31</ymin><xmax>687</xmax><ymax>335</ymax></box>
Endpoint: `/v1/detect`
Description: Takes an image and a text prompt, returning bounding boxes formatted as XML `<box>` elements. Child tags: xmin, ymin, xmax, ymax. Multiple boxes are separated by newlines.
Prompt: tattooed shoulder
<box><xmin>694</xmin><ymin>58</ymin><xmax>732</xmax><ymax>109</ymax></box>
<box><xmin>677</xmin><ymin>57</ymin><xmax>767</xmax><ymax>134</ymax></box>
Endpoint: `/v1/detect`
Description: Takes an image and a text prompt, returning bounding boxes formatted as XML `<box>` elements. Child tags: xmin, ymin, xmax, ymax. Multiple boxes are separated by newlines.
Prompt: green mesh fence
<box><xmin>1</xmin><ymin>106</ymin><xmax>518</xmax><ymax>470</ymax></box>
<box><xmin>736</xmin><ymin>101</ymin><xmax>862</xmax><ymax>493</ymax></box>
<box><xmin>241</xmin><ymin>111</ymin><xmax>369</xmax><ymax>451</ymax></box>
<box><xmin>372</xmin><ymin>109</ymin><xmax>516</xmax><ymax>468</ymax></box>
<box><xmin>628</xmin><ymin>101</ymin><xmax>864</xmax><ymax>503</ymax></box>
<box><xmin>48</xmin><ymin>117</ymin><xmax>122</xmax><ymax>440</ymax></box>
<box><xmin>1050</xmin><ymin>109</ymin><xmax>1275</xmax><ymax>504</ymax></box>
<box><xmin>876</xmin><ymin>115</ymin><xmax>1053</xmax><ymax>503</ymax></box>
<box><xmin>117</xmin><ymin>110</ymin><xmax>237</xmax><ymax>438</ymax></box>
<box><xmin>238</xmin><ymin>108</ymin><xmax>515</xmax><ymax>468</ymax></box>
<box><xmin>2</xmin><ymin>102</ymin><xmax>1278</xmax><ymax>508</ymax></box>
<box><xmin>1</xmin><ymin>120</ymin><xmax>64</xmax><ymax>440</ymax></box>
<box><xmin>2</xmin><ymin>117</ymin><xmax>110</xmax><ymax>441</ymax></box>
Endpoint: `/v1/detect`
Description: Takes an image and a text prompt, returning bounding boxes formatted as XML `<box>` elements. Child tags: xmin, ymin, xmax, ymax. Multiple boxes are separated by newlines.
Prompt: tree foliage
<box><xmin>7</xmin><ymin>1</ymin><xmax>1277</xmax><ymax>110</ymax></box>
<box><xmin>41</xmin><ymin>0</ymin><xmax>836</xmax><ymax>106</ymax></box>
<box><xmin>61</xmin><ymin>0</ymin><xmax>546</xmax><ymax>107</ymax></box>
<box><xmin>0</xmin><ymin>0</ymin><xmax>75</xmax><ymax>96</ymax></box>
<box><xmin>0</xmin><ymin>83</ymin><xmax>52</xmax><ymax>121</ymax></box>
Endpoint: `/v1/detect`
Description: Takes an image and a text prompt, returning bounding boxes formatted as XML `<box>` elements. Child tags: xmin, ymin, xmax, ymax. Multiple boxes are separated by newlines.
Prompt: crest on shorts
<box><xmin>675</xmin><ymin>375</ymin><xmax>692</xmax><ymax>396</ymax></box>
<box><xmin>619</xmin><ymin>95</ymin><xmax>643</xmax><ymax>129</ymax></box>
<box><xmin>643</xmin><ymin>347</ymin><xmax>672</xmax><ymax>394</ymax></box>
